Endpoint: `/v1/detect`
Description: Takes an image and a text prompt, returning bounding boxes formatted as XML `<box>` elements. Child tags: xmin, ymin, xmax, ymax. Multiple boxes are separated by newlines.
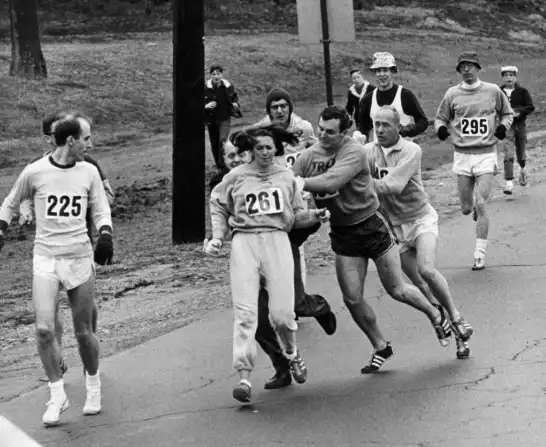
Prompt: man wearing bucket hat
<box><xmin>499</xmin><ymin>65</ymin><xmax>535</xmax><ymax>194</ymax></box>
<box><xmin>435</xmin><ymin>51</ymin><xmax>513</xmax><ymax>271</ymax></box>
<box><xmin>356</xmin><ymin>52</ymin><xmax>429</xmax><ymax>144</ymax></box>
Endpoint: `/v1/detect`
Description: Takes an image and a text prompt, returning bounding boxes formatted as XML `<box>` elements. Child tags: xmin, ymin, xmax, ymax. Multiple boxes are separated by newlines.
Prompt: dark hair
<box><xmin>232</xmin><ymin>125</ymin><xmax>299</xmax><ymax>156</ymax></box>
<box><xmin>349</xmin><ymin>69</ymin><xmax>361</xmax><ymax>76</ymax></box>
<box><xmin>319</xmin><ymin>105</ymin><xmax>353</xmax><ymax>132</ymax></box>
<box><xmin>53</xmin><ymin>118</ymin><xmax>83</xmax><ymax>146</ymax></box>
<box><xmin>210</xmin><ymin>64</ymin><xmax>223</xmax><ymax>74</ymax></box>
<box><xmin>42</xmin><ymin>110</ymin><xmax>91</xmax><ymax>136</ymax></box>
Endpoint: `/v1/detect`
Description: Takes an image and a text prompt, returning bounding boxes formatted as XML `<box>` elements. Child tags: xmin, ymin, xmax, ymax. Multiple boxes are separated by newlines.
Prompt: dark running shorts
<box><xmin>330</xmin><ymin>210</ymin><xmax>397</xmax><ymax>259</ymax></box>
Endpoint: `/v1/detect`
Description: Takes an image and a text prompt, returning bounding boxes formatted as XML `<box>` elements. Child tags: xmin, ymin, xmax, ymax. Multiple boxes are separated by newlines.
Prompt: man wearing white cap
<box><xmin>499</xmin><ymin>65</ymin><xmax>535</xmax><ymax>194</ymax></box>
<box><xmin>356</xmin><ymin>52</ymin><xmax>429</xmax><ymax>144</ymax></box>
<box><xmin>435</xmin><ymin>51</ymin><xmax>513</xmax><ymax>271</ymax></box>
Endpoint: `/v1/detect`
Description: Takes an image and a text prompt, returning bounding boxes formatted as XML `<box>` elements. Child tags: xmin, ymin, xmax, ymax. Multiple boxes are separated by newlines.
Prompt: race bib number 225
<box><xmin>461</xmin><ymin>118</ymin><xmax>488</xmax><ymax>136</ymax></box>
<box><xmin>245</xmin><ymin>188</ymin><xmax>284</xmax><ymax>216</ymax></box>
<box><xmin>45</xmin><ymin>194</ymin><xmax>83</xmax><ymax>219</ymax></box>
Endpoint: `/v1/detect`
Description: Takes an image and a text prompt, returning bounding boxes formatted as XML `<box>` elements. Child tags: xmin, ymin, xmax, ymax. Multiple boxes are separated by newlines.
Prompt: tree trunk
<box><xmin>9</xmin><ymin>0</ymin><xmax>47</xmax><ymax>79</ymax></box>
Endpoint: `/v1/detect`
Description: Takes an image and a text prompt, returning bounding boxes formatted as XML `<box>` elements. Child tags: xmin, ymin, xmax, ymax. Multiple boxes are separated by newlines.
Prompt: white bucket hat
<box><xmin>501</xmin><ymin>65</ymin><xmax>518</xmax><ymax>74</ymax></box>
<box><xmin>370</xmin><ymin>52</ymin><xmax>397</xmax><ymax>72</ymax></box>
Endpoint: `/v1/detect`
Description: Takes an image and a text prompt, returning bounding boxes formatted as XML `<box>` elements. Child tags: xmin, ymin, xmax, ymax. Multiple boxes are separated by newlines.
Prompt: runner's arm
<box><xmin>497</xmin><ymin>89</ymin><xmax>514</xmax><ymax>129</ymax></box>
<box><xmin>345</xmin><ymin>90</ymin><xmax>354</xmax><ymax>117</ymax></box>
<box><xmin>515</xmin><ymin>88</ymin><xmax>535</xmax><ymax>118</ymax></box>
<box><xmin>84</xmin><ymin>154</ymin><xmax>115</xmax><ymax>205</ymax></box>
<box><xmin>434</xmin><ymin>93</ymin><xmax>453</xmax><ymax>132</ymax></box>
<box><xmin>0</xmin><ymin>167</ymin><xmax>34</xmax><ymax>231</ymax></box>
<box><xmin>300</xmin><ymin>148</ymin><xmax>363</xmax><ymax>194</ymax></box>
<box><xmin>209</xmin><ymin>183</ymin><xmax>230</xmax><ymax>242</ymax></box>
<box><xmin>400</xmin><ymin>88</ymin><xmax>429</xmax><ymax>137</ymax></box>
<box><xmin>89</xmin><ymin>169</ymin><xmax>113</xmax><ymax>235</ymax></box>
<box><xmin>373</xmin><ymin>147</ymin><xmax>421</xmax><ymax>196</ymax></box>
<box><xmin>357</xmin><ymin>95</ymin><xmax>373</xmax><ymax>134</ymax></box>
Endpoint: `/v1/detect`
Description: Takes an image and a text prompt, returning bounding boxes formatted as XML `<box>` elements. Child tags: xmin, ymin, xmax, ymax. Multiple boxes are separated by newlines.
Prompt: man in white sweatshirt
<box><xmin>365</xmin><ymin>106</ymin><xmax>474</xmax><ymax>359</ymax></box>
<box><xmin>435</xmin><ymin>51</ymin><xmax>513</xmax><ymax>270</ymax></box>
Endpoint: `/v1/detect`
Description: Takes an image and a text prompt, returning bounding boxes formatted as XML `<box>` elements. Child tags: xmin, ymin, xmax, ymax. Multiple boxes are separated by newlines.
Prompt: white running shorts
<box><xmin>452</xmin><ymin>151</ymin><xmax>497</xmax><ymax>177</ymax></box>
<box><xmin>33</xmin><ymin>254</ymin><xmax>94</xmax><ymax>291</ymax></box>
<box><xmin>392</xmin><ymin>205</ymin><xmax>439</xmax><ymax>254</ymax></box>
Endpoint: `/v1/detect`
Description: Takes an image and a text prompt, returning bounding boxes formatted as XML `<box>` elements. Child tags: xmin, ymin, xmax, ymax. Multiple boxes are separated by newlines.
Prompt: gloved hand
<box><xmin>399</xmin><ymin>125</ymin><xmax>414</xmax><ymax>137</ymax></box>
<box><xmin>204</xmin><ymin>238</ymin><xmax>222</xmax><ymax>256</ymax></box>
<box><xmin>437</xmin><ymin>126</ymin><xmax>450</xmax><ymax>141</ymax></box>
<box><xmin>494</xmin><ymin>124</ymin><xmax>507</xmax><ymax>140</ymax></box>
<box><xmin>94</xmin><ymin>232</ymin><xmax>114</xmax><ymax>265</ymax></box>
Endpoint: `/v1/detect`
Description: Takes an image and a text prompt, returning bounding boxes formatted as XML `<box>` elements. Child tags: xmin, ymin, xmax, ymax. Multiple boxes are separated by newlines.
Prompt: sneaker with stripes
<box><xmin>361</xmin><ymin>342</ymin><xmax>394</xmax><ymax>374</ymax></box>
<box><xmin>432</xmin><ymin>306</ymin><xmax>452</xmax><ymax>347</ymax></box>
<box><xmin>455</xmin><ymin>335</ymin><xmax>470</xmax><ymax>359</ymax></box>
<box><xmin>452</xmin><ymin>317</ymin><xmax>473</xmax><ymax>341</ymax></box>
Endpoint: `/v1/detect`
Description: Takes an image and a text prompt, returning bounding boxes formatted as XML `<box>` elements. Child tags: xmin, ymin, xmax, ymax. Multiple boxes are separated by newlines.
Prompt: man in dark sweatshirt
<box><xmin>345</xmin><ymin>68</ymin><xmax>375</xmax><ymax>124</ymax></box>
<box><xmin>499</xmin><ymin>65</ymin><xmax>535</xmax><ymax>194</ymax></box>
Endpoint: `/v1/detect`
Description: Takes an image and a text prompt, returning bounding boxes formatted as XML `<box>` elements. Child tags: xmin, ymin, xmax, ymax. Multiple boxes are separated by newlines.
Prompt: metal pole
<box><xmin>172</xmin><ymin>0</ymin><xmax>205</xmax><ymax>244</ymax></box>
<box><xmin>319</xmin><ymin>0</ymin><xmax>333</xmax><ymax>105</ymax></box>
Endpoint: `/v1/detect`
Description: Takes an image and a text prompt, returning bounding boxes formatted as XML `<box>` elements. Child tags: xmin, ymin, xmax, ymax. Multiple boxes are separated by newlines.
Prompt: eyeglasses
<box><xmin>270</xmin><ymin>104</ymin><xmax>289</xmax><ymax>110</ymax></box>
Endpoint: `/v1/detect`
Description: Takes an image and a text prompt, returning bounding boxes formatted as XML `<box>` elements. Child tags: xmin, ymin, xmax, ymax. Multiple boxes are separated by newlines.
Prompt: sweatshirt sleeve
<box><xmin>400</xmin><ymin>88</ymin><xmax>429</xmax><ymax>137</ymax></box>
<box><xmin>497</xmin><ymin>87</ymin><xmax>514</xmax><ymax>129</ymax></box>
<box><xmin>0</xmin><ymin>166</ymin><xmax>34</xmax><ymax>230</ymax></box>
<box><xmin>89</xmin><ymin>169</ymin><xmax>113</xmax><ymax>232</ymax></box>
<box><xmin>303</xmin><ymin>145</ymin><xmax>364</xmax><ymax>194</ymax></box>
<box><xmin>345</xmin><ymin>90</ymin><xmax>354</xmax><ymax>117</ymax></box>
<box><xmin>209</xmin><ymin>181</ymin><xmax>231</xmax><ymax>241</ymax></box>
<box><xmin>434</xmin><ymin>91</ymin><xmax>453</xmax><ymax>132</ymax></box>
<box><xmin>358</xmin><ymin>94</ymin><xmax>373</xmax><ymax>134</ymax></box>
<box><xmin>298</xmin><ymin>120</ymin><xmax>316</xmax><ymax>149</ymax></box>
<box><xmin>517</xmin><ymin>88</ymin><xmax>535</xmax><ymax>117</ymax></box>
<box><xmin>373</xmin><ymin>146</ymin><xmax>421</xmax><ymax>196</ymax></box>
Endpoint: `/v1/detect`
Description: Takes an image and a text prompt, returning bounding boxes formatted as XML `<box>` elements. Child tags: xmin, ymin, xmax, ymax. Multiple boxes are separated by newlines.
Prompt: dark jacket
<box><xmin>204</xmin><ymin>79</ymin><xmax>242</xmax><ymax>124</ymax></box>
<box><xmin>500</xmin><ymin>83</ymin><xmax>535</xmax><ymax>124</ymax></box>
<box><xmin>345</xmin><ymin>82</ymin><xmax>375</xmax><ymax>122</ymax></box>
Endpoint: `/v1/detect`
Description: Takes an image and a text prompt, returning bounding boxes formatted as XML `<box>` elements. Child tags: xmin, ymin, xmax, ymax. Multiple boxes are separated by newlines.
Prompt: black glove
<box><xmin>437</xmin><ymin>126</ymin><xmax>450</xmax><ymax>141</ymax></box>
<box><xmin>94</xmin><ymin>232</ymin><xmax>113</xmax><ymax>265</ymax></box>
<box><xmin>399</xmin><ymin>125</ymin><xmax>414</xmax><ymax>137</ymax></box>
<box><xmin>0</xmin><ymin>232</ymin><xmax>4</xmax><ymax>253</ymax></box>
<box><xmin>494</xmin><ymin>124</ymin><xmax>507</xmax><ymax>140</ymax></box>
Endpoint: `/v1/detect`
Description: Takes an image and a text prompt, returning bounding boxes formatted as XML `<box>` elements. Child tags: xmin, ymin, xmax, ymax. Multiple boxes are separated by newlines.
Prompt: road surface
<box><xmin>2</xmin><ymin>177</ymin><xmax>546</xmax><ymax>447</ymax></box>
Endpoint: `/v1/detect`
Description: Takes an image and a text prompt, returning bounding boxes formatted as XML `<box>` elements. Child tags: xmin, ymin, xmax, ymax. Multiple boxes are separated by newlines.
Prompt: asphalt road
<box><xmin>2</xmin><ymin>180</ymin><xmax>546</xmax><ymax>447</ymax></box>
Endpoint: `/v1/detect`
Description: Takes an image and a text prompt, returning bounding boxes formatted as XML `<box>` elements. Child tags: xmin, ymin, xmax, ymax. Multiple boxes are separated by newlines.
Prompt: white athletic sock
<box><xmin>506</xmin><ymin>180</ymin><xmax>513</xmax><ymax>188</ymax></box>
<box><xmin>285</xmin><ymin>350</ymin><xmax>298</xmax><ymax>361</ymax></box>
<box><xmin>86</xmin><ymin>371</ymin><xmax>101</xmax><ymax>388</ymax></box>
<box><xmin>474</xmin><ymin>239</ymin><xmax>488</xmax><ymax>259</ymax></box>
<box><xmin>49</xmin><ymin>379</ymin><xmax>66</xmax><ymax>398</ymax></box>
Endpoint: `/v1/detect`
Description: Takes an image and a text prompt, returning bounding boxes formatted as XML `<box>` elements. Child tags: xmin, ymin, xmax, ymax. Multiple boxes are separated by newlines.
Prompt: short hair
<box><xmin>349</xmin><ymin>69</ymin><xmax>361</xmax><ymax>76</ymax></box>
<box><xmin>319</xmin><ymin>105</ymin><xmax>353</xmax><ymax>132</ymax></box>
<box><xmin>375</xmin><ymin>105</ymin><xmax>401</xmax><ymax>127</ymax></box>
<box><xmin>210</xmin><ymin>64</ymin><xmax>223</xmax><ymax>74</ymax></box>
<box><xmin>42</xmin><ymin>110</ymin><xmax>91</xmax><ymax>136</ymax></box>
<box><xmin>52</xmin><ymin>118</ymin><xmax>83</xmax><ymax>146</ymax></box>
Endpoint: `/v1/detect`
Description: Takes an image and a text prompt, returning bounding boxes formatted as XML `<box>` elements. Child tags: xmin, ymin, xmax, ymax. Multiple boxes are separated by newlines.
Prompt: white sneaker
<box><xmin>83</xmin><ymin>385</ymin><xmax>102</xmax><ymax>415</ymax></box>
<box><xmin>503</xmin><ymin>181</ymin><xmax>513</xmax><ymax>195</ymax></box>
<box><xmin>472</xmin><ymin>258</ymin><xmax>485</xmax><ymax>271</ymax></box>
<box><xmin>43</xmin><ymin>394</ymin><xmax>69</xmax><ymax>426</ymax></box>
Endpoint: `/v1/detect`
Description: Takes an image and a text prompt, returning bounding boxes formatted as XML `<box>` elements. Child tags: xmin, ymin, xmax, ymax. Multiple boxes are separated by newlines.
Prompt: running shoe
<box><xmin>472</xmin><ymin>258</ymin><xmax>485</xmax><ymax>271</ymax></box>
<box><xmin>288</xmin><ymin>351</ymin><xmax>307</xmax><ymax>384</ymax></box>
<box><xmin>503</xmin><ymin>181</ymin><xmax>513</xmax><ymax>195</ymax></box>
<box><xmin>43</xmin><ymin>394</ymin><xmax>69</xmax><ymax>426</ymax></box>
<box><xmin>361</xmin><ymin>342</ymin><xmax>394</xmax><ymax>374</ymax></box>
<box><xmin>233</xmin><ymin>380</ymin><xmax>251</xmax><ymax>403</ymax></box>
<box><xmin>264</xmin><ymin>370</ymin><xmax>292</xmax><ymax>390</ymax></box>
<box><xmin>83</xmin><ymin>385</ymin><xmax>102</xmax><ymax>415</ymax></box>
<box><xmin>455</xmin><ymin>336</ymin><xmax>470</xmax><ymax>359</ymax></box>
<box><xmin>433</xmin><ymin>306</ymin><xmax>452</xmax><ymax>347</ymax></box>
<box><xmin>519</xmin><ymin>170</ymin><xmax>528</xmax><ymax>186</ymax></box>
<box><xmin>452</xmin><ymin>317</ymin><xmax>474</xmax><ymax>341</ymax></box>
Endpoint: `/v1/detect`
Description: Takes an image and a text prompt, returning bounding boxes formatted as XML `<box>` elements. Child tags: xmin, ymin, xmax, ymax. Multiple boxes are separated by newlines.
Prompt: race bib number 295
<box><xmin>245</xmin><ymin>188</ymin><xmax>284</xmax><ymax>216</ymax></box>
<box><xmin>461</xmin><ymin>118</ymin><xmax>488</xmax><ymax>136</ymax></box>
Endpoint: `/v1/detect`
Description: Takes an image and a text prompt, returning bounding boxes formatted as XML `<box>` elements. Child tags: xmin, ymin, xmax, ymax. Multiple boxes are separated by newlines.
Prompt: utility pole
<box><xmin>172</xmin><ymin>0</ymin><xmax>205</xmax><ymax>244</ymax></box>
<box><xmin>319</xmin><ymin>0</ymin><xmax>333</xmax><ymax>106</ymax></box>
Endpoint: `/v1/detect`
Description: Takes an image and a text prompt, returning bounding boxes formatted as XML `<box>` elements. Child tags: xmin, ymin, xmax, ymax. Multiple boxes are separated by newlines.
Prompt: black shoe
<box><xmin>361</xmin><ymin>342</ymin><xmax>394</xmax><ymax>374</ymax></box>
<box><xmin>264</xmin><ymin>370</ymin><xmax>292</xmax><ymax>390</ymax></box>
<box><xmin>315</xmin><ymin>311</ymin><xmax>337</xmax><ymax>335</ymax></box>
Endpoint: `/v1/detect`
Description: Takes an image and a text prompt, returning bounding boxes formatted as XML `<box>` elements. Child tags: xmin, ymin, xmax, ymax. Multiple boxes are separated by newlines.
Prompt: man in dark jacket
<box><xmin>345</xmin><ymin>68</ymin><xmax>375</xmax><ymax>124</ymax></box>
<box><xmin>499</xmin><ymin>65</ymin><xmax>535</xmax><ymax>193</ymax></box>
<box><xmin>204</xmin><ymin>65</ymin><xmax>242</xmax><ymax>169</ymax></box>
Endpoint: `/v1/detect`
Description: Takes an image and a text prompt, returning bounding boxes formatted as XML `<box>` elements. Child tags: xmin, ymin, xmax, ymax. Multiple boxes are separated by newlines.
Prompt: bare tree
<box><xmin>9</xmin><ymin>0</ymin><xmax>47</xmax><ymax>79</ymax></box>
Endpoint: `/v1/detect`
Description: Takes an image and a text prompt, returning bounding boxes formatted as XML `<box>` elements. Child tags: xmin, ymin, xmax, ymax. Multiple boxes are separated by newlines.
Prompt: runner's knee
<box><xmin>342</xmin><ymin>293</ymin><xmax>362</xmax><ymax>308</ymax></box>
<box><xmin>36</xmin><ymin>325</ymin><xmax>55</xmax><ymax>344</ymax></box>
<box><xmin>461</xmin><ymin>203</ymin><xmax>473</xmax><ymax>215</ymax></box>
<box><xmin>417</xmin><ymin>264</ymin><xmax>436</xmax><ymax>283</ymax></box>
<box><xmin>475</xmin><ymin>200</ymin><xmax>487</xmax><ymax>215</ymax></box>
<box><xmin>75</xmin><ymin>327</ymin><xmax>95</xmax><ymax>346</ymax></box>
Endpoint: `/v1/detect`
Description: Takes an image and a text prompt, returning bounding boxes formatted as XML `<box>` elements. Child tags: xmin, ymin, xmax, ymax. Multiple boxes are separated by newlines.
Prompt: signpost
<box><xmin>172</xmin><ymin>0</ymin><xmax>205</xmax><ymax>244</ymax></box>
<box><xmin>296</xmin><ymin>0</ymin><xmax>356</xmax><ymax>105</ymax></box>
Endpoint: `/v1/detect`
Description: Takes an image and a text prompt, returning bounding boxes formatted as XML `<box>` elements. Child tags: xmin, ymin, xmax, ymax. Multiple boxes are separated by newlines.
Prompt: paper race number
<box><xmin>45</xmin><ymin>194</ymin><xmax>83</xmax><ymax>219</ymax></box>
<box><xmin>245</xmin><ymin>188</ymin><xmax>284</xmax><ymax>216</ymax></box>
<box><xmin>461</xmin><ymin>118</ymin><xmax>488</xmax><ymax>136</ymax></box>
<box><xmin>285</xmin><ymin>152</ymin><xmax>302</xmax><ymax>168</ymax></box>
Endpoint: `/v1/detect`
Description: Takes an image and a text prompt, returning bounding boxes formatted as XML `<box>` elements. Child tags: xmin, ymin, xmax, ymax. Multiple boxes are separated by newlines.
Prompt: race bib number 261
<box><xmin>461</xmin><ymin>118</ymin><xmax>488</xmax><ymax>136</ymax></box>
<box><xmin>245</xmin><ymin>188</ymin><xmax>284</xmax><ymax>216</ymax></box>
